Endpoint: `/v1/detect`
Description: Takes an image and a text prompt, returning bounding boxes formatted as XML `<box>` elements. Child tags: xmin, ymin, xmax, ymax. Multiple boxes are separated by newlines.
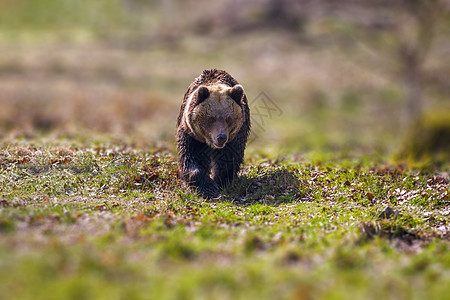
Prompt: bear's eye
<box><xmin>225</xmin><ymin>117</ymin><xmax>232</xmax><ymax>124</ymax></box>
<box><xmin>208</xmin><ymin>117</ymin><xmax>216</xmax><ymax>124</ymax></box>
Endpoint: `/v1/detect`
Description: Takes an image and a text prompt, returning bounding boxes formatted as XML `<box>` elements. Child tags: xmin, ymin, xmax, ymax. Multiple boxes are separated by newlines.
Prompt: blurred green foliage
<box><xmin>397</xmin><ymin>111</ymin><xmax>450</xmax><ymax>167</ymax></box>
<box><xmin>0</xmin><ymin>0</ymin><xmax>125</xmax><ymax>30</ymax></box>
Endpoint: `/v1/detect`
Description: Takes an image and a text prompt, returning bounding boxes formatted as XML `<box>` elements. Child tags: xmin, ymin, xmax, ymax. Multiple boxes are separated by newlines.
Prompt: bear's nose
<box><xmin>217</xmin><ymin>134</ymin><xmax>227</xmax><ymax>145</ymax></box>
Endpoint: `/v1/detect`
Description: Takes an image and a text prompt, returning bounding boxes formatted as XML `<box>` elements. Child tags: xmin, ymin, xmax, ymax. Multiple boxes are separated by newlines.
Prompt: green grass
<box><xmin>0</xmin><ymin>140</ymin><xmax>448</xmax><ymax>300</ymax></box>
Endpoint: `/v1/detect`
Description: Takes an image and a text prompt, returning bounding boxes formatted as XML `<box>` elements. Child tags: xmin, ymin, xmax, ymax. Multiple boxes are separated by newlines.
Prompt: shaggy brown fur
<box><xmin>177</xmin><ymin>69</ymin><xmax>250</xmax><ymax>198</ymax></box>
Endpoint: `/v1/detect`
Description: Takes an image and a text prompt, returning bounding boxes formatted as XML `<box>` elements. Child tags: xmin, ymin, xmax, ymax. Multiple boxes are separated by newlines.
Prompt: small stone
<box><xmin>378</xmin><ymin>207</ymin><xmax>399</xmax><ymax>219</ymax></box>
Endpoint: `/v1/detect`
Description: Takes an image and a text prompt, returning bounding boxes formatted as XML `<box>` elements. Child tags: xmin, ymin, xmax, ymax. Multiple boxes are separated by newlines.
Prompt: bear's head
<box><xmin>185</xmin><ymin>84</ymin><xmax>246</xmax><ymax>149</ymax></box>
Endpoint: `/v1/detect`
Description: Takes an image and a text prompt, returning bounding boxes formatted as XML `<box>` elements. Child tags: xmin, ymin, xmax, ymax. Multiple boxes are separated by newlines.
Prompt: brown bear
<box><xmin>177</xmin><ymin>69</ymin><xmax>251</xmax><ymax>198</ymax></box>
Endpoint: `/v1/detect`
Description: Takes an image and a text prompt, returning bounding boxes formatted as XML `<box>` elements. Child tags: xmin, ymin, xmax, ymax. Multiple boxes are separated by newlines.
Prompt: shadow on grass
<box><xmin>357</xmin><ymin>220</ymin><xmax>431</xmax><ymax>252</ymax></box>
<box><xmin>221</xmin><ymin>169</ymin><xmax>305</xmax><ymax>206</ymax></box>
<box><xmin>359</xmin><ymin>221</ymin><xmax>422</xmax><ymax>243</ymax></box>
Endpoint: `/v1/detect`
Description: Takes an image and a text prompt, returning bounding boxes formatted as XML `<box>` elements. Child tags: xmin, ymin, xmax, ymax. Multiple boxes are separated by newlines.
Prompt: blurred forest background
<box><xmin>0</xmin><ymin>0</ymin><xmax>449</xmax><ymax>161</ymax></box>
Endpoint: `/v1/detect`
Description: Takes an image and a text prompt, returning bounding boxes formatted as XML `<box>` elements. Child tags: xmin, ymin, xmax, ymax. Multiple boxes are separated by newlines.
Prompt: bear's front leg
<box><xmin>179</xmin><ymin>152</ymin><xmax>219</xmax><ymax>198</ymax></box>
<box><xmin>211</xmin><ymin>144</ymin><xmax>243</xmax><ymax>188</ymax></box>
<box><xmin>178</xmin><ymin>133</ymin><xmax>220</xmax><ymax>198</ymax></box>
<box><xmin>184</xmin><ymin>166</ymin><xmax>219</xmax><ymax>198</ymax></box>
<box><xmin>212</xmin><ymin>164</ymin><xmax>236</xmax><ymax>189</ymax></box>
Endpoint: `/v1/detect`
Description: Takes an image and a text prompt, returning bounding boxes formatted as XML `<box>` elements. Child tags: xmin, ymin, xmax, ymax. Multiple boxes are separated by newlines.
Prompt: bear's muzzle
<box><xmin>214</xmin><ymin>133</ymin><xmax>227</xmax><ymax>148</ymax></box>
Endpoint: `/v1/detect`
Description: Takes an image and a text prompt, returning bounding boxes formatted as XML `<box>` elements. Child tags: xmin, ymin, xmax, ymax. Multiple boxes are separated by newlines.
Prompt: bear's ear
<box><xmin>229</xmin><ymin>85</ymin><xmax>244</xmax><ymax>105</ymax></box>
<box><xmin>196</xmin><ymin>86</ymin><xmax>210</xmax><ymax>105</ymax></box>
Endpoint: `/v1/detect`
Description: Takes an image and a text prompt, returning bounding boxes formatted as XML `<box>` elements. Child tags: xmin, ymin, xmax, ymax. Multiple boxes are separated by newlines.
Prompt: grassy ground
<box><xmin>0</xmin><ymin>140</ymin><xmax>448</xmax><ymax>300</ymax></box>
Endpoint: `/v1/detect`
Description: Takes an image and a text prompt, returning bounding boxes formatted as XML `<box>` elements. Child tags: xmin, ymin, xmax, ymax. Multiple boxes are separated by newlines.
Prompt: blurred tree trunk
<box><xmin>403</xmin><ymin>60</ymin><xmax>423</xmax><ymax>121</ymax></box>
<box><xmin>397</xmin><ymin>0</ymin><xmax>439</xmax><ymax>122</ymax></box>
<box><xmin>399</xmin><ymin>43</ymin><xmax>425</xmax><ymax>122</ymax></box>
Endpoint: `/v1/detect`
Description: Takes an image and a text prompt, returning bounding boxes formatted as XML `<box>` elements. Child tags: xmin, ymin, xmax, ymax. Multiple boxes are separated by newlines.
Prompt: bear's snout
<box><xmin>212</xmin><ymin>132</ymin><xmax>228</xmax><ymax>148</ymax></box>
<box><xmin>216</xmin><ymin>134</ymin><xmax>227</xmax><ymax>147</ymax></box>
